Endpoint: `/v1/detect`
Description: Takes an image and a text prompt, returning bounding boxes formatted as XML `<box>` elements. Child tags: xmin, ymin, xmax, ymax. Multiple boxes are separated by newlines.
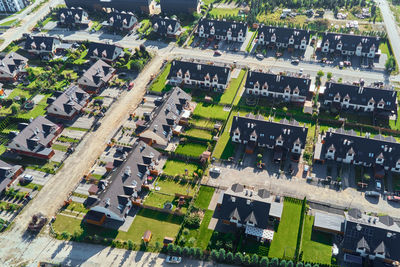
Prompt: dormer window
<box><xmin>271</xmin><ymin>34</ymin><xmax>276</xmax><ymax>42</ymax></box>
<box><xmin>289</xmin><ymin>37</ymin><xmax>294</xmax><ymax>44</ymax></box>
<box><xmin>337</xmin><ymin>43</ymin><xmax>342</xmax><ymax>50</ymax></box>
<box><xmin>377</xmin><ymin>102</ymin><xmax>384</xmax><ymax>108</ymax></box>
<box><xmin>210</xmin><ymin>26</ymin><xmax>215</xmax><ymax>35</ymax></box>
<box><xmin>376</xmin><ymin>157</ymin><xmax>384</xmax><ymax>163</ymax></box>
<box><xmin>254</xmin><ymin>81</ymin><xmax>259</xmax><ymax>90</ymax></box>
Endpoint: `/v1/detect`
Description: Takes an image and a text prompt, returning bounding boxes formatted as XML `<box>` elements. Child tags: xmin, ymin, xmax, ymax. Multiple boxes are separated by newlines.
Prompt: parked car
<box><xmin>165</xmin><ymin>256</ymin><xmax>182</xmax><ymax>264</ymax></box>
<box><xmin>299</xmin><ymin>68</ymin><xmax>303</xmax><ymax>75</ymax></box>
<box><xmin>209</xmin><ymin>167</ymin><xmax>221</xmax><ymax>174</ymax></box>
<box><xmin>387</xmin><ymin>195</ymin><xmax>400</xmax><ymax>202</ymax></box>
<box><xmin>256</xmin><ymin>54</ymin><xmax>264</xmax><ymax>60</ymax></box>
<box><xmin>376</xmin><ymin>180</ymin><xmax>382</xmax><ymax>191</ymax></box>
<box><xmin>214</xmin><ymin>50</ymin><xmax>222</xmax><ymax>56</ymax></box>
<box><xmin>339</xmin><ymin>61</ymin><xmax>344</xmax><ymax>68</ymax></box>
<box><xmin>344</xmin><ymin>61</ymin><xmax>351</xmax><ymax>66</ymax></box>
<box><xmin>22</xmin><ymin>174</ymin><xmax>34</xmax><ymax>183</ymax></box>
<box><xmin>365</xmin><ymin>191</ymin><xmax>380</xmax><ymax>197</ymax></box>
<box><xmin>291</xmin><ymin>59</ymin><xmax>300</xmax><ymax>64</ymax></box>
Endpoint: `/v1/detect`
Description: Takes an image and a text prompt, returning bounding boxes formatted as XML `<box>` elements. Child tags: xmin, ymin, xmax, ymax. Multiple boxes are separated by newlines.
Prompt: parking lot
<box><xmin>15</xmin><ymin>169</ymin><xmax>54</xmax><ymax>186</ymax></box>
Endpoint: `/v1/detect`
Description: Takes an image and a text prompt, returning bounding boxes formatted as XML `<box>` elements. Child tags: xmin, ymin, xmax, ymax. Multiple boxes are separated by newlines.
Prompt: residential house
<box><xmin>87</xmin><ymin>42</ymin><xmax>123</xmax><ymax>62</ymax></box>
<box><xmin>85</xmin><ymin>141</ymin><xmax>162</xmax><ymax>227</ymax></box>
<box><xmin>152</xmin><ymin>16</ymin><xmax>182</xmax><ymax>38</ymax></box>
<box><xmin>230</xmin><ymin>113</ymin><xmax>308</xmax><ymax>161</ymax></box>
<box><xmin>108</xmin><ymin>11</ymin><xmax>138</xmax><ymax>32</ymax></box>
<box><xmin>77</xmin><ymin>59</ymin><xmax>116</xmax><ymax>94</ymax></box>
<box><xmin>0</xmin><ymin>0</ymin><xmax>28</xmax><ymax>13</ymax></box>
<box><xmin>319</xmin><ymin>128</ymin><xmax>400</xmax><ymax>178</ymax></box>
<box><xmin>319</xmin><ymin>32</ymin><xmax>381</xmax><ymax>58</ymax></box>
<box><xmin>0</xmin><ymin>160</ymin><xmax>23</xmax><ymax>193</ymax></box>
<box><xmin>197</xmin><ymin>19</ymin><xmax>248</xmax><ymax>42</ymax></box>
<box><xmin>342</xmin><ymin>208</ymin><xmax>400</xmax><ymax>265</ymax></box>
<box><xmin>58</xmin><ymin>7</ymin><xmax>90</xmax><ymax>28</ymax></box>
<box><xmin>47</xmin><ymin>85</ymin><xmax>90</xmax><ymax>120</ymax></box>
<box><xmin>64</xmin><ymin>0</ymin><xmax>152</xmax><ymax>14</ymax></box>
<box><xmin>257</xmin><ymin>25</ymin><xmax>310</xmax><ymax>51</ymax></box>
<box><xmin>24</xmin><ymin>35</ymin><xmax>61</xmax><ymax>56</ymax></box>
<box><xmin>245</xmin><ymin>71</ymin><xmax>312</xmax><ymax>103</ymax></box>
<box><xmin>0</xmin><ymin>52</ymin><xmax>28</xmax><ymax>81</ymax></box>
<box><xmin>216</xmin><ymin>183</ymin><xmax>283</xmax><ymax>242</ymax></box>
<box><xmin>138</xmin><ymin>87</ymin><xmax>192</xmax><ymax>149</ymax></box>
<box><xmin>160</xmin><ymin>0</ymin><xmax>199</xmax><ymax>14</ymax></box>
<box><xmin>322</xmin><ymin>82</ymin><xmax>397</xmax><ymax>116</ymax></box>
<box><xmin>7</xmin><ymin>116</ymin><xmax>62</xmax><ymax>159</ymax></box>
<box><xmin>168</xmin><ymin>60</ymin><xmax>231</xmax><ymax>92</ymax></box>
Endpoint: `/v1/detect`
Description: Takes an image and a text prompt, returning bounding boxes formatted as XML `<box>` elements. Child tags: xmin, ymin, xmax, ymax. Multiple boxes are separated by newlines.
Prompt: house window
<box><xmin>369</xmin><ymin>153</ymin><xmax>374</xmax><ymax>157</ymax></box>
<box><xmin>328</xmin><ymin>150</ymin><xmax>333</xmax><ymax>153</ymax></box>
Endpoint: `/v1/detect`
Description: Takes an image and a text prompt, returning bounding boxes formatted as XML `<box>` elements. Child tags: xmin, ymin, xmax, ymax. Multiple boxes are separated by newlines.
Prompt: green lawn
<box><xmin>184</xmin><ymin>209</ymin><xmax>214</xmax><ymax>249</ymax></box>
<box><xmin>193</xmin><ymin>102</ymin><xmax>229</xmax><ymax>120</ymax></box>
<box><xmin>213</xmin><ymin>112</ymin><xmax>239</xmax><ymax>159</ymax></box>
<box><xmin>268</xmin><ymin>200</ymin><xmax>302</xmax><ymax>259</ymax></box>
<box><xmin>162</xmin><ymin>159</ymin><xmax>202</xmax><ymax>177</ymax></box>
<box><xmin>65</xmin><ymin>202</ymin><xmax>90</xmax><ymax>214</ymax></box>
<box><xmin>184</xmin><ymin>128</ymin><xmax>214</xmax><ymax>140</ymax></box>
<box><xmin>155</xmin><ymin>178</ymin><xmax>196</xmax><ymax>196</ymax></box>
<box><xmin>301</xmin><ymin>215</ymin><xmax>332</xmax><ymax>264</ymax></box>
<box><xmin>189</xmin><ymin>118</ymin><xmax>215</xmax><ymax>129</ymax></box>
<box><xmin>52</xmin><ymin>144</ymin><xmax>69</xmax><ymax>152</ymax></box>
<box><xmin>117</xmin><ymin>209</ymin><xmax>183</xmax><ymax>245</ymax></box>
<box><xmin>220</xmin><ymin>69</ymin><xmax>246</xmax><ymax>105</ymax></box>
<box><xmin>17</xmin><ymin>182</ymin><xmax>43</xmax><ymax>191</ymax></box>
<box><xmin>144</xmin><ymin>191</ymin><xmax>175</xmax><ymax>208</ymax></box>
<box><xmin>0</xmin><ymin>19</ymin><xmax>17</xmax><ymax>26</ymax></box>
<box><xmin>73</xmin><ymin>49</ymin><xmax>88</xmax><ymax>65</ymax></box>
<box><xmin>6</xmin><ymin>88</ymin><xmax>32</xmax><ymax>100</ymax></box>
<box><xmin>194</xmin><ymin>186</ymin><xmax>215</xmax><ymax>209</ymax></box>
<box><xmin>245</xmin><ymin>31</ymin><xmax>257</xmax><ymax>53</ymax></box>
<box><xmin>209</xmin><ymin>8</ymin><xmax>240</xmax><ymax>17</ymax></box>
<box><xmin>379</xmin><ymin>42</ymin><xmax>391</xmax><ymax>56</ymax></box>
<box><xmin>149</xmin><ymin>63</ymin><xmax>171</xmax><ymax>92</ymax></box>
<box><xmin>16</xmin><ymin>94</ymin><xmax>52</xmax><ymax>119</ymax></box>
<box><xmin>175</xmin><ymin>143</ymin><xmax>208</xmax><ymax>157</ymax></box>
<box><xmin>0</xmin><ymin>145</ymin><xmax>6</xmax><ymax>155</ymax></box>
<box><xmin>66</xmin><ymin>127</ymin><xmax>89</xmax><ymax>132</ymax></box>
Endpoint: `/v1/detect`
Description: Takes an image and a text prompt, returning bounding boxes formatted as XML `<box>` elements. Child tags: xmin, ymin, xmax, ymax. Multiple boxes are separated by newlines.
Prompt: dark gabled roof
<box><xmin>0</xmin><ymin>52</ymin><xmax>28</xmax><ymax>77</ymax></box>
<box><xmin>219</xmin><ymin>189</ymin><xmax>272</xmax><ymax>229</ymax></box>
<box><xmin>168</xmin><ymin>60</ymin><xmax>231</xmax><ymax>85</ymax></box>
<box><xmin>0</xmin><ymin>160</ymin><xmax>22</xmax><ymax>193</ymax></box>
<box><xmin>89</xmin><ymin>141</ymin><xmax>161</xmax><ymax>220</ymax></box>
<box><xmin>324</xmin><ymin>82</ymin><xmax>397</xmax><ymax>113</ymax></box>
<box><xmin>87</xmin><ymin>42</ymin><xmax>123</xmax><ymax>60</ymax></box>
<box><xmin>140</xmin><ymin>87</ymin><xmax>191</xmax><ymax>144</ymax></box>
<box><xmin>47</xmin><ymin>85</ymin><xmax>89</xmax><ymax>117</ymax></box>
<box><xmin>230</xmin><ymin>114</ymin><xmax>308</xmax><ymax>150</ymax></box>
<box><xmin>322</xmin><ymin>128</ymin><xmax>400</xmax><ymax>169</ymax></box>
<box><xmin>24</xmin><ymin>35</ymin><xmax>60</xmax><ymax>51</ymax></box>
<box><xmin>258</xmin><ymin>25</ymin><xmax>310</xmax><ymax>45</ymax></box>
<box><xmin>64</xmin><ymin>0</ymin><xmax>151</xmax><ymax>13</ymax></box>
<box><xmin>246</xmin><ymin>71</ymin><xmax>311</xmax><ymax>97</ymax></box>
<box><xmin>152</xmin><ymin>16</ymin><xmax>180</xmax><ymax>35</ymax></box>
<box><xmin>321</xmin><ymin>32</ymin><xmax>381</xmax><ymax>53</ymax></box>
<box><xmin>109</xmin><ymin>11</ymin><xmax>137</xmax><ymax>29</ymax></box>
<box><xmin>78</xmin><ymin>59</ymin><xmax>115</xmax><ymax>88</ymax></box>
<box><xmin>7</xmin><ymin>116</ymin><xmax>60</xmax><ymax>157</ymax></box>
<box><xmin>343</xmin><ymin>217</ymin><xmax>400</xmax><ymax>261</ymax></box>
<box><xmin>159</xmin><ymin>0</ymin><xmax>199</xmax><ymax>14</ymax></box>
<box><xmin>58</xmin><ymin>7</ymin><xmax>87</xmax><ymax>24</ymax></box>
<box><xmin>197</xmin><ymin>18</ymin><xmax>248</xmax><ymax>38</ymax></box>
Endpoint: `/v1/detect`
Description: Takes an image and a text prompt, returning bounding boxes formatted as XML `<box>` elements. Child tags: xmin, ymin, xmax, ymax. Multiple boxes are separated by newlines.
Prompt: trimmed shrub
<box><xmin>259</xmin><ymin>257</ymin><xmax>269</xmax><ymax>267</ymax></box>
<box><xmin>270</xmin><ymin>257</ymin><xmax>279</xmax><ymax>267</ymax></box>
<box><xmin>234</xmin><ymin>252</ymin><xmax>244</xmax><ymax>265</ymax></box>
<box><xmin>251</xmin><ymin>254</ymin><xmax>259</xmax><ymax>266</ymax></box>
<box><xmin>243</xmin><ymin>255</ymin><xmax>251</xmax><ymax>266</ymax></box>
<box><xmin>226</xmin><ymin>252</ymin><xmax>234</xmax><ymax>263</ymax></box>
<box><xmin>218</xmin><ymin>248</ymin><xmax>226</xmax><ymax>262</ymax></box>
<box><xmin>183</xmin><ymin>246</ymin><xmax>190</xmax><ymax>257</ymax></box>
<box><xmin>211</xmin><ymin>249</ymin><xmax>219</xmax><ymax>261</ymax></box>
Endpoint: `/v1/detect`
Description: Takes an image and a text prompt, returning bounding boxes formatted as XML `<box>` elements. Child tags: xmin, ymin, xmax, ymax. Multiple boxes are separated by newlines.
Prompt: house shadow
<box><xmin>98</xmin><ymin>32</ymin><xmax>125</xmax><ymax>42</ymax></box>
<box><xmin>364</xmin><ymin>195</ymin><xmax>380</xmax><ymax>204</ymax></box>
<box><xmin>143</xmin><ymin>39</ymin><xmax>170</xmax><ymax>50</ymax></box>
<box><xmin>54</xmin><ymin>240</ymin><xmax>105</xmax><ymax>266</ymax></box>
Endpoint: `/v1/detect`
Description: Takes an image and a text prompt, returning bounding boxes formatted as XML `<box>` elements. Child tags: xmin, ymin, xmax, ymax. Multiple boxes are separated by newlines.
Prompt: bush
<box><xmin>127</xmin><ymin>240</ymin><xmax>134</xmax><ymax>250</ymax></box>
<box><xmin>61</xmin><ymin>231</ymin><xmax>70</xmax><ymax>239</ymax></box>
<box><xmin>188</xmin><ymin>237</ymin><xmax>196</xmax><ymax>246</ymax></box>
<box><xmin>194</xmin><ymin>247</ymin><xmax>203</xmax><ymax>259</ymax></box>
<box><xmin>234</xmin><ymin>252</ymin><xmax>244</xmax><ymax>265</ymax></box>
<box><xmin>167</xmin><ymin>243</ymin><xmax>175</xmax><ymax>254</ymax></box>
<box><xmin>184</xmin><ymin>213</ymin><xmax>201</xmax><ymax>229</ymax></box>
<box><xmin>280</xmin><ymin>260</ymin><xmax>286</xmax><ymax>267</ymax></box>
<box><xmin>175</xmin><ymin>245</ymin><xmax>182</xmax><ymax>256</ymax></box>
<box><xmin>189</xmin><ymin>247</ymin><xmax>195</xmax><ymax>257</ymax></box>
<box><xmin>259</xmin><ymin>257</ymin><xmax>269</xmax><ymax>267</ymax></box>
<box><xmin>218</xmin><ymin>248</ymin><xmax>226</xmax><ymax>262</ymax></box>
<box><xmin>211</xmin><ymin>249</ymin><xmax>219</xmax><ymax>261</ymax></box>
<box><xmin>182</xmin><ymin>228</ymin><xmax>190</xmax><ymax>235</ymax></box>
<box><xmin>226</xmin><ymin>252</ymin><xmax>234</xmax><ymax>263</ymax></box>
<box><xmin>305</xmin><ymin>264</ymin><xmax>312</xmax><ymax>267</ymax></box>
<box><xmin>287</xmin><ymin>261</ymin><xmax>294</xmax><ymax>267</ymax></box>
<box><xmin>270</xmin><ymin>257</ymin><xmax>279</xmax><ymax>267</ymax></box>
<box><xmin>296</xmin><ymin>263</ymin><xmax>304</xmax><ymax>267</ymax></box>
<box><xmin>183</xmin><ymin>246</ymin><xmax>190</xmax><ymax>257</ymax></box>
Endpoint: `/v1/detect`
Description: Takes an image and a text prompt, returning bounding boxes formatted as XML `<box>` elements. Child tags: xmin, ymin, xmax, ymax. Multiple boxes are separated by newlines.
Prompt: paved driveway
<box><xmin>18</xmin><ymin>169</ymin><xmax>53</xmax><ymax>186</ymax></box>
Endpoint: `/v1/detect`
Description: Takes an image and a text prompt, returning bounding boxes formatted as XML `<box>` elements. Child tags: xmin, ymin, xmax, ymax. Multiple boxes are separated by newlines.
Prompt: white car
<box><xmin>256</xmin><ymin>53</ymin><xmax>264</xmax><ymax>60</ymax></box>
<box><xmin>23</xmin><ymin>174</ymin><xmax>34</xmax><ymax>182</ymax></box>
<box><xmin>209</xmin><ymin>167</ymin><xmax>221</xmax><ymax>174</ymax></box>
<box><xmin>376</xmin><ymin>180</ymin><xmax>382</xmax><ymax>191</ymax></box>
<box><xmin>166</xmin><ymin>256</ymin><xmax>182</xmax><ymax>264</ymax></box>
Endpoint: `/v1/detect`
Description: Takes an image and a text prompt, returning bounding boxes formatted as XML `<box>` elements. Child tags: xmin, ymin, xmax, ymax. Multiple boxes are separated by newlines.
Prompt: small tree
<box><xmin>189</xmin><ymin>247</ymin><xmax>195</xmax><ymax>257</ymax></box>
<box><xmin>251</xmin><ymin>254</ymin><xmax>259</xmax><ymax>266</ymax></box>
<box><xmin>286</xmin><ymin>261</ymin><xmax>294</xmax><ymax>267</ymax></box>
<box><xmin>385</xmin><ymin>55</ymin><xmax>396</xmax><ymax>72</ymax></box>
<box><xmin>127</xmin><ymin>240</ymin><xmax>134</xmax><ymax>250</ymax></box>
<box><xmin>234</xmin><ymin>252</ymin><xmax>244</xmax><ymax>265</ymax></box>
<box><xmin>327</xmin><ymin>72</ymin><xmax>332</xmax><ymax>80</ymax></box>
<box><xmin>175</xmin><ymin>245</ymin><xmax>182</xmax><ymax>256</ymax></box>
<box><xmin>296</xmin><ymin>263</ymin><xmax>304</xmax><ymax>267</ymax></box>
<box><xmin>280</xmin><ymin>260</ymin><xmax>286</xmax><ymax>267</ymax></box>
<box><xmin>11</xmin><ymin>104</ymin><xmax>18</xmax><ymax>115</ymax></box>
<box><xmin>211</xmin><ymin>249</ymin><xmax>219</xmax><ymax>261</ymax></box>
<box><xmin>243</xmin><ymin>255</ymin><xmax>251</xmax><ymax>266</ymax></box>
<box><xmin>259</xmin><ymin>257</ymin><xmax>269</xmax><ymax>267</ymax></box>
<box><xmin>226</xmin><ymin>252</ymin><xmax>234</xmax><ymax>263</ymax></box>
<box><xmin>167</xmin><ymin>243</ymin><xmax>175</xmax><ymax>254</ymax></box>
<box><xmin>270</xmin><ymin>257</ymin><xmax>279</xmax><ymax>267</ymax></box>
<box><xmin>61</xmin><ymin>231</ymin><xmax>70</xmax><ymax>239</ymax></box>
<box><xmin>218</xmin><ymin>248</ymin><xmax>226</xmax><ymax>262</ymax></box>
<box><xmin>183</xmin><ymin>246</ymin><xmax>190</xmax><ymax>257</ymax></box>
<box><xmin>317</xmin><ymin>70</ymin><xmax>324</xmax><ymax>77</ymax></box>
<box><xmin>195</xmin><ymin>247</ymin><xmax>203</xmax><ymax>259</ymax></box>
<box><xmin>305</xmin><ymin>264</ymin><xmax>312</xmax><ymax>267</ymax></box>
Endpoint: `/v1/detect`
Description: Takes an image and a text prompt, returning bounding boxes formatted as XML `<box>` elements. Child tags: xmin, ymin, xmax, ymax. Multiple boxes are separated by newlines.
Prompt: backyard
<box><xmin>184</xmin><ymin>128</ymin><xmax>214</xmax><ymax>141</ymax></box>
<box><xmin>219</xmin><ymin>69</ymin><xmax>246</xmax><ymax>105</ymax></box>
<box><xmin>162</xmin><ymin>159</ymin><xmax>202</xmax><ymax>177</ymax></box>
<box><xmin>194</xmin><ymin>186</ymin><xmax>215</xmax><ymax>209</ymax></box>
<box><xmin>154</xmin><ymin>178</ymin><xmax>196</xmax><ymax>196</ymax></box>
<box><xmin>149</xmin><ymin>62</ymin><xmax>171</xmax><ymax>92</ymax></box>
<box><xmin>193</xmin><ymin>102</ymin><xmax>230</xmax><ymax>121</ymax></box>
<box><xmin>268</xmin><ymin>200</ymin><xmax>303</xmax><ymax>259</ymax></box>
<box><xmin>301</xmin><ymin>215</ymin><xmax>332</xmax><ymax>264</ymax></box>
<box><xmin>175</xmin><ymin>142</ymin><xmax>208</xmax><ymax>157</ymax></box>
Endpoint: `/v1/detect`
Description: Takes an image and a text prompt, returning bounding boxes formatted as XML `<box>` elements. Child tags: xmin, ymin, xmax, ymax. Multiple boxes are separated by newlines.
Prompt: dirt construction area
<box><xmin>0</xmin><ymin>56</ymin><xmax>165</xmax><ymax>265</ymax></box>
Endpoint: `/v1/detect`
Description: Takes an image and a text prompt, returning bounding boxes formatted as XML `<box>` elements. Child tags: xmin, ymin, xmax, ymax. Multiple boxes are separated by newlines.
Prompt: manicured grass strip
<box><xmin>213</xmin><ymin>112</ymin><xmax>236</xmax><ymax>159</ymax></box>
<box><xmin>268</xmin><ymin>200</ymin><xmax>302</xmax><ymax>259</ymax></box>
<box><xmin>220</xmin><ymin>69</ymin><xmax>246</xmax><ymax>105</ymax></box>
<box><xmin>301</xmin><ymin>215</ymin><xmax>333</xmax><ymax>264</ymax></box>
<box><xmin>0</xmin><ymin>19</ymin><xmax>17</xmax><ymax>26</ymax></box>
<box><xmin>245</xmin><ymin>30</ymin><xmax>257</xmax><ymax>53</ymax></box>
<box><xmin>193</xmin><ymin>102</ymin><xmax>229</xmax><ymax>121</ymax></box>
<box><xmin>18</xmin><ymin>182</ymin><xmax>43</xmax><ymax>191</ymax></box>
<box><xmin>117</xmin><ymin>209</ymin><xmax>183</xmax><ymax>244</ymax></box>
<box><xmin>52</xmin><ymin>144</ymin><xmax>69</xmax><ymax>152</ymax></box>
<box><xmin>155</xmin><ymin>178</ymin><xmax>196</xmax><ymax>196</ymax></box>
<box><xmin>65</xmin><ymin>202</ymin><xmax>90</xmax><ymax>214</ymax></box>
<box><xmin>57</xmin><ymin>136</ymin><xmax>80</xmax><ymax>143</ymax></box>
<box><xmin>149</xmin><ymin>63</ymin><xmax>171</xmax><ymax>92</ymax></box>
<box><xmin>144</xmin><ymin>192</ymin><xmax>175</xmax><ymax>208</ymax></box>
<box><xmin>194</xmin><ymin>186</ymin><xmax>215</xmax><ymax>209</ymax></box>
<box><xmin>209</xmin><ymin>8</ymin><xmax>239</xmax><ymax>17</ymax></box>
<box><xmin>185</xmin><ymin>209</ymin><xmax>214</xmax><ymax>250</ymax></box>
<box><xmin>184</xmin><ymin>128</ymin><xmax>214</xmax><ymax>140</ymax></box>
<box><xmin>175</xmin><ymin>143</ymin><xmax>208</xmax><ymax>157</ymax></box>
<box><xmin>189</xmin><ymin>118</ymin><xmax>215</xmax><ymax>129</ymax></box>
<box><xmin>66</xmin><ymin>127</ymin><xmax>89</xmax><ymax>132</ymax></box>
<box><xmin>162</xmin><ymin>159</ymin><xmax>201</xmax><ymax>177</ymax></box>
